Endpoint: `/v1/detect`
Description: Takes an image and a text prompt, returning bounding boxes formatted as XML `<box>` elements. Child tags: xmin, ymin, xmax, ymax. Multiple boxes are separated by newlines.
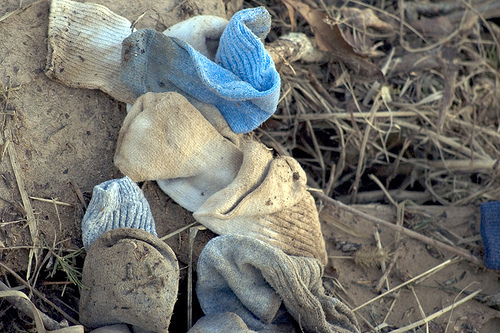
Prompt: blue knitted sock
<box><xmin>81</xmin><ymin>177</ymin><xmax>157</xmax><ymax>250</ymax></box>
<box><xmin>480</xmin><ymin>201</ymin><xmax>500</xmax><ymax>269</ymax></box>
<box><xmin>120</xmin><ymin>7</ymin><xmax>280</xmax><ymax>133</ymax></box>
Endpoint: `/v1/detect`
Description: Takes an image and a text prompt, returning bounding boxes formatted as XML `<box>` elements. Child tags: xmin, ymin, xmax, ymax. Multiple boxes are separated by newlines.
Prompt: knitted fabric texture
<box><xmin>114</xmin><ymin>92</ymin><xmax>328</xmax><ymax>265</ymax></box>
<box><xmin>81</xmin><ymin>177</ymin><xmax>157</xmax><ymax>250</ymax></box>
<box><xmin>480</xmin><ymin>201</ymin><xmax>500</xmax><ymax>270</ymax></box>
<box><xmin>195</xmin><ymin>235</ymin><xmax>360</xmax><ymax>333</ymax></box>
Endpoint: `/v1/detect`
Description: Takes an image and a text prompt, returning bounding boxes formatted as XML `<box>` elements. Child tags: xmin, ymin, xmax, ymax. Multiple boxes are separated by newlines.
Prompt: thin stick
<box><xmin>374</xmin><ymin>250</ymin><xmax>398</xmax><ymax>293</ymax></box>
<box><xmin>160</xmin><ymin>221</ymin><xmax>199</xmax><ymax>241</ymax></box>
<box><xmin>351</xmin><ymin>92</ymin><xmax>382</xmax><ymax>202</ymax></box>
<box><xmin>6</xmin><ymin>129</ymin><xmax>38</xmax><ymax>280</ymax></box>
<box><xmin>382</xmin><ymin>291</ymin><xmax>400</xmax><ymax>324</ymax></box>
<box><xmin>388</xmin><ymin>289</ymin><xmax>482</xmax><ymax>333</ymax></box>
<box><xmin>272</xmin><ymin>110</ymin><xmax>434</xmax><ymax>120</ymax></box>
<box><xmin>29</xmin><ymin>196</ymin><xmax>73</xmax><ymax>207</ymax></box>
<box><xmin>409</xmin><ymin>286</ymin><xmax>427</xmax><ymax>329</ymax></box>
<box><xmin>351</xmin><ymin>259</ymin><xmax>455</xmax><ymax>312</ymax></box>
<box><xmin>0</xmin><ymin>262</ymin><xmax>81</xmax><ymax>326</ymax></box>
<box><xmin>187</xmin><ymin>226</ymin><xmax>206</xmax><ymax>331</ymax></box>
<box><xmin>312</xmin><ymin>192</ymin><xmax>483</xmax><ymax>267</ymax></box>
<box><xmin>70</xmin><ymin>180</ymin><xmax>87</xmax><ymax>209</ymax></box>
<box><xmin>0</xmin><ymin>280</ymin><xmax>63</xmax><ymax>331</ymax></box>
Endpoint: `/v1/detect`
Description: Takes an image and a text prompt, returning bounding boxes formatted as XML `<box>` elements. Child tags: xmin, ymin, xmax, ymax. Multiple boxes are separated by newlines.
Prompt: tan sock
<box><xmin>194</xmin><ymin>140</ymin><xmax>328</xmax><ymax>266</ymax></box>
<box><xmin>80</xmin><ymin>228</ymin><xmax>179</xmax><ymax>333</ymax></box>
<box><xmin>114</xmin><ymin>92</ymin><xmax>243</xmax><ymax>212</ymax></box>
<box><xmin>115</xmin><ymin>91</ymin><xmax>327</xmax><ymax>265</ymax></box>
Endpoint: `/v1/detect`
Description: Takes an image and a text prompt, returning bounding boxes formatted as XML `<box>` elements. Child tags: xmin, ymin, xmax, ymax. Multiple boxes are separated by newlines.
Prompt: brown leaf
<box><xmin>341</xmin><ymin>7</ymin><xmax>394</xmax><ymax>33</ymax></box>
<box><xmin>281</xmin><ymin>0</ymin><xmax>383</xmax><ymax>80</ymax></box>
<box><xmin>409</xmin><ymin>16</ymin><xmax>455</xmax><ymax>37</ymax></box>
<box><xmin>283</xmin><ymin>2</ymin><xmax>296</xmax><ymax>31</ymax></box>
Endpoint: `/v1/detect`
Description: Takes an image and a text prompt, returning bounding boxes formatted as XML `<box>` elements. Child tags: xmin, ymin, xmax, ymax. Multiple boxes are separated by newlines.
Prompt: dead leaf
<box><xmin>341</xmin><ymin>7</ymin><xmax>394</xmax><ymax>33</ymax></box>
<box><xmin>283</xmin><ymin>1</ymin><xmax>296</xmax><ymax>31</ymax></box>
<box><xmin>281</xmin><ymin>0</ymin><xmax>383</xmax><ymax>80</ymax></box>
<box><xmin>409</xmin><ymin>16</ymin><xmax>455</xmax><ymax>37</ymax></box>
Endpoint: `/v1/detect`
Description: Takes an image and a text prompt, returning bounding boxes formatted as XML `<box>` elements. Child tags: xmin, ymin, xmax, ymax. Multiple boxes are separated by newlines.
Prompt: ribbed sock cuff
<box><xmin>82</xmin><ymin>177</ymin><xmax>157</xmax><ymax>249</ymax></box>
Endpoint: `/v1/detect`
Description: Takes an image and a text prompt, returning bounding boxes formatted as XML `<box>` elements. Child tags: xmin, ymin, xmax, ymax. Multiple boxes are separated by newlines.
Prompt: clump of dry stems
<box><xmin>258</xmin><ymin>0</ymin><xmax>500</xmax><ymax>207</ymax></box>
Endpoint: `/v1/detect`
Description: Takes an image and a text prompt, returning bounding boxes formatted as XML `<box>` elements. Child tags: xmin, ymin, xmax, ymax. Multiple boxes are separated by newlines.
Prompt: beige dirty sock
<box><xmin>114</xmin><ymin>92</ymin><xmax>243</xmax><ymax>212</ymax></box>
<box><xmin>79</xmin><ymin>228</ymin><xmax>179</xmax><ymax>333</ymax></box>
<box><xmin>46</xmin><ymin>0</ymin><xmax>136</xmax><ymax>104</ymax></box>
<box><xmin>194</xmin><ymin>140</ymin><xmax>328</xmax><ymax>266</ymax></box>
<box><xmin>115</xmin><ymin>92</ymin><xmax>327</xmax><ymax>265</ymax></box>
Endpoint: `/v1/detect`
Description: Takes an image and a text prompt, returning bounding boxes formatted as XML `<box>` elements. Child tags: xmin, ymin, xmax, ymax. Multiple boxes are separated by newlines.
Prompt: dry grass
<box><xmin>257</xmin><ymin>0</ymin><xmax>500</xmax><ymax>207</ymax></box>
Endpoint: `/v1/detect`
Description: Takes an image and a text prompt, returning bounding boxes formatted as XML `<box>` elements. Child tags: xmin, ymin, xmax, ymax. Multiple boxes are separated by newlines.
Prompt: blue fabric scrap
<box><xmin>120</xmin><ymin>7</ymin><xmax>280</xmax><ymax>134</ymax></box>
<box><xmin>480</xmin><ymin>201</ymin><xmax>500</xmax><ymax>270</ymax></box>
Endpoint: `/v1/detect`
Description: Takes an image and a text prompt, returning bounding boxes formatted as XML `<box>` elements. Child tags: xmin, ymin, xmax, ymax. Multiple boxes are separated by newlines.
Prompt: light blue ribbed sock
<box><xmin>120</xmin><ymin>7</ymin><xmax>280</xmax><ymax>133</ymax></box>
<box><xmin>81</xmin><ymin>177</ymin><xmax>157</xmax><ymax>250</ymax></box>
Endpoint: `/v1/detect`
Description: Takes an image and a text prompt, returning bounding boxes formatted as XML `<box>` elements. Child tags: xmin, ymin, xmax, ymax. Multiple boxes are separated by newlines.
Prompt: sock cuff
<box><xmin>46</xmin><ymin>0</ymin><xmax>136</xmax><ymax>104</ymax></box>
<box><xmin>82</xmin><ymin>177</ymin><xmax>157</xmax><ymax>250</ymax></box>
<box><xmin>216</xmin><ymin>7</ymin><xmax>277</xmax><ymax>93</ymax></box>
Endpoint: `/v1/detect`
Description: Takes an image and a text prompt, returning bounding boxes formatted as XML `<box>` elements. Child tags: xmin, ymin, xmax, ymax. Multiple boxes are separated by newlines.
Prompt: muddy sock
<box><xmin>80</xmin><ymin>228</ymin><xmax>179</xmax><ymax>333</ymax></box>
<box><xmin>114</xmin><ymin>92</ymin><xmax>243</xmax><ymax>212</ymax></box>
<box><xmin>81</xmin><ymin>177</ymin><xmax>157</xmax><ymax>250</ymax></box>
<box><xmin>115</xmin><ymin>91</ymin><xmax>327</xmax><ymax>265</ymax></box>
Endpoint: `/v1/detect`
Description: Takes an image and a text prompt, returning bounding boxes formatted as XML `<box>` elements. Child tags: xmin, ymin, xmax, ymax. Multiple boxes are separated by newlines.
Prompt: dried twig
<box><xmin>0</xmin><ymin>261</ymin><xmax>82</xmax><ymax>326</ymax></box>
<box><xmin>5</xmin><ymin>129</ymin><xmax>38</xmax><ymax>280</ymax></box>
<box><xmin>313</xmin><ymin>191</ymin><xmax>484</xmax><ymax>267</ymax></box>
<box><xmin>352</xmin><ymin>258</ymin><xmax>457</xmax><ymax>312</ymax></box>
<box><xmin>29</xmin><ymin>197</ymin><xmax>73</xmax><ymax>207</ymax></box>
<box><xmin>388</xmin><ymin>289</ymin><xmax>482</xmax><ymax>333</ymax></box>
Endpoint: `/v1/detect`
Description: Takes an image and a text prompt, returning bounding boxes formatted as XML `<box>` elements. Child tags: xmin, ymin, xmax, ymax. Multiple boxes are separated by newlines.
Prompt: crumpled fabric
<box><xmin>188</xmin><ymin>313</ymin><xmax>259</xmax><ymax>332</ymax></box>
<box><xmin>114</xmin><ymin>92</ymin><xmax>242</xmax><ymax>212</ymax></box>
<box><xmin>80</xmin><ymin>228</ymin><xmax>179</xmax><ymax>333</ymax></box>
<box><xmin>46</xmin><ymin>0</ymin><xmax>280</xmax><ymax>133</ymax></box>
<box><xmin>47</xmin><ymin>1</ymin><xmax>357</xmax><ymax>331</ymax></box>
<box><xmin>480</xmin><ymin>201</ymin><xmax>500</xmax><ymax>270</ymax></box>
<box><xmin>163</xmin><ymin>15</ymin><xmax>228</xmax><ymax>60</ymax></box>
<box><xmin>114</xmin><ymin>91</ymin><xmax>328</xmax><ymax>266</ymax></box>
<box><xmin>79</xmin><ymin>178</ymin><xmax>358</xmax><ymax>333</ymax></box>
<box><xmin>194</xmin><ymin>235</ymin><xmax>360</xmax><ymax>333</ymax></box>
<box><xmin>121</xmin><ymin>7</ymin><xmax>280</xmax><ymax>133</ymax></box>
<box><xmin>81</xmin><ymin>176</ymin><xmax>157</xmax><ymax>250</ymax></box>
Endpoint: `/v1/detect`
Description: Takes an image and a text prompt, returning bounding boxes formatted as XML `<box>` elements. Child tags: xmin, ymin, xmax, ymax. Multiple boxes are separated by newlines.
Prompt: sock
<box><xmin>114</xmin><ymin>92</ymin><xmax>243</xmax><ymax>212</ymax></box>
<box><xmin>163</xmin><ymin>15</ymin><xmax>228</xmax><ymax>60</ymax></box>
<box><xmin>46</xmin><ymin>0</ymin><xmax>136</xmax><ymax>104</ymax></box>
<box><xmin>120</xmin><ymin>7</ymin><xmax>280</xmax><ymax>133</ymax></box>
<box><xmin>195</xmin><ymin>235</ymin><xmax>360</xmax><ymax>333</ymax></box>
<box><xmin>81</xmin><ymin>177</ymin><xmax>157</xmax><ymax>250</ymax></box>
<box><xmin>80</xmin><ymin>228</ymin><xmax>179</xmax><ymax>332</ymax></box>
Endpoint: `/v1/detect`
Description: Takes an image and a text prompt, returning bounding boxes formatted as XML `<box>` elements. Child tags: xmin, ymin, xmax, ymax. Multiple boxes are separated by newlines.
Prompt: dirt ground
<box><xmin>0</xmin><ymin>0</ymin><xmax>499</xmax><ymax>332</ymax></box>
